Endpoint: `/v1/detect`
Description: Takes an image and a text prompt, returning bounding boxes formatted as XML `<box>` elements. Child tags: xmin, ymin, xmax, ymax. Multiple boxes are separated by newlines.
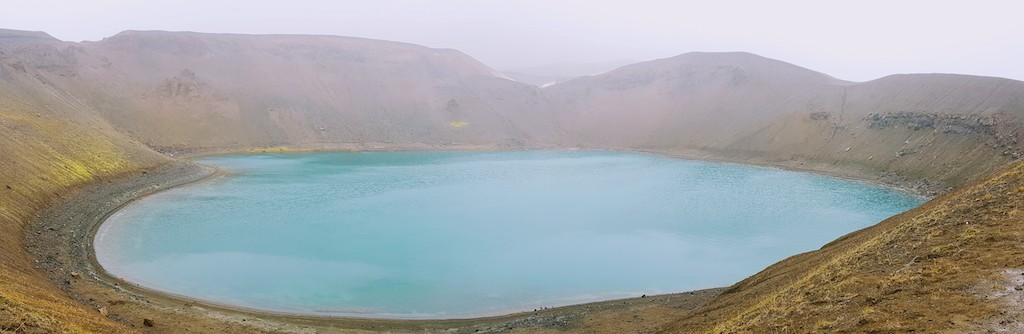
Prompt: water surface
<box><xmin>95</xmin><ymin>151</ymin><xmax>922</xmax><ymax>318</ymax></box>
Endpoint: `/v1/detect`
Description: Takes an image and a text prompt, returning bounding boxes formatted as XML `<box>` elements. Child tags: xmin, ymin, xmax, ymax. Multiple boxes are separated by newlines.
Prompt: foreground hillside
<box><xmin>662</xmin><ymin>159</ymin><xmax>1024</xmax><ymax>332</ymax></box>
<box><xmin>1</xmin><ymin>28</ymin><xmax>1023</xmax><ymax>333</ymax></box>
<box><xmin>0</xmin><ymin>29</ymin><xmax>163</xmax><ymax>333</ymax></box>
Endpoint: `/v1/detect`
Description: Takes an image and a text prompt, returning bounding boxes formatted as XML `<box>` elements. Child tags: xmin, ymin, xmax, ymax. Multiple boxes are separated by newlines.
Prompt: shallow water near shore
<box><xmin>95</xmin><ymin>151</ymin><xmax>921</xmax><ymax>318</ymax></box>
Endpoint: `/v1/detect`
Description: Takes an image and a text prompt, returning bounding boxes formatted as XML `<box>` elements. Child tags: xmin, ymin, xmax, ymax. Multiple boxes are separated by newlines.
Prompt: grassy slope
<box><xmin>0</xmin><ymin>31</ymin><xmax>165</xmax><ymax>333</ymax></box>
<box><xmin>661</xmin><ymin>159</ymin><xmax>1024</xmax><ymax>333</ymax></box>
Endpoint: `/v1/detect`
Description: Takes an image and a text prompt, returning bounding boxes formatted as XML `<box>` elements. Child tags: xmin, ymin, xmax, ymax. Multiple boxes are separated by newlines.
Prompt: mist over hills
<box><xmin>1</xmin><ymin>29</ymin><xmax>1023</xmax><ymax>333</ymax></box>
<box><xmin>72</xmin><ymin>31</ymin><xmax>561</xmax><ymax>150</ymax></box>
<box><xmin>546</xmin><ymin>51</ymin><xmax>1024</xmax><ymax>191</ymax></box>
<box><xmin>501</xmin><ymin>59</ymin><xmax>637</xmax><ymax>86</ymax></box>
<box><xmin>4</xmin><ymin>29</ymin><xmax>1021</xmax><ymax>191</ymax></box>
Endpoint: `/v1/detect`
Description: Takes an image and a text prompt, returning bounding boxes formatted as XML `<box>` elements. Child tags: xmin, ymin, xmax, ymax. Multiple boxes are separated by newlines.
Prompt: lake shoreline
<box><xmin>183</xmin><ymin>143</ymin><xmax>939</xmax><ymax>198</ymax></box>
<box><xmin>26</xmin><ymin>154</ymin><xmax>728</xmax><ymax>332</ymax></box>
<box><xmin>25</xmin><ymin>146</ymin><xmax>929</xmax><ymax>332</ymax></box>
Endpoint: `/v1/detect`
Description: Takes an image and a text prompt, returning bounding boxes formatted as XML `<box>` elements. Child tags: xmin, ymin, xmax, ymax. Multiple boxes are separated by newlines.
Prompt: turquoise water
<box><xmin>95</xmin><ymin>151</ymin><xmax>922</xmax><ymax>318</ymax></box>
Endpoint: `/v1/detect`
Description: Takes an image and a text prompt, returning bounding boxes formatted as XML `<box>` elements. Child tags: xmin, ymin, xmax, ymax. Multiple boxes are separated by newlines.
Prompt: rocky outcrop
<box><xmin>865</xmin><ymin>111</ymin><xmax>1021</xmax><ymax>158</ymax></box>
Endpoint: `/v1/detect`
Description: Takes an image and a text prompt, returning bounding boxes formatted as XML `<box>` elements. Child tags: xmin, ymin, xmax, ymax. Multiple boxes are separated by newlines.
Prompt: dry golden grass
<box><xmin>0</xmin><ymin>268</ymin><xmax>132</xmax><ymax>333</ymax></box>
<box><xmin>0</xmin><ymin>92</ymin><xmax>164</xmax><ymax>333</ymax></box>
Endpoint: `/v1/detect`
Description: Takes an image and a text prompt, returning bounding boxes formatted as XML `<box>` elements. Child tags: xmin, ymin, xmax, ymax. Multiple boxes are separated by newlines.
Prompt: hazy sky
<box><xmin>4</xmin><ymin>0</ymin><xmax>1023</xmax><ymax>82</ymax></box>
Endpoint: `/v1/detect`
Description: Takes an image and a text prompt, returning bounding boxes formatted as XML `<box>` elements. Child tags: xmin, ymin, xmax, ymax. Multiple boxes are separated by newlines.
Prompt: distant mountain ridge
<box><xmin>70</xmin><ymin>30</ymin><xmax>559</xmax><ymax>150</ymax></box>
<box><xmin>502</xmin><ymin>59</ymin><xmax>638</xmax><ymax>86</ymax></box>
<box><xmin>0</xmin><ymin>28</ymin><xmax>58</xmax><ymax>42</ymax></box>
<box><xmin>545</xmin><ymin>51</ymin><xmax>1024</xmax><ymax>191</ymax></box>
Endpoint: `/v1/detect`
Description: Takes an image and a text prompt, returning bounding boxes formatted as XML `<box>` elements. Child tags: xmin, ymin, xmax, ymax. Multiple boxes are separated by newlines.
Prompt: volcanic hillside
<box><xmin>0</xmin><ymin>29</ymin><xmax>560</xmax><ymax>333</ymax></box>
<box><xmin>53</xmin><ymin>30</ymin><xmax>559</xmax><ymax>151</ymax></box>
<box><xmin>545</xmin><ymin>52</ymin><xmax>1024</xmax><ymax>193</ymax></box>
<box><xmin>0</xmin><ymin>29</ymin><xmax>167</xmax><ymax>333</ymax></box>
<box><xmin>1</xmin><ymin>29</ymin><xmax>1023</xmax><ymax>333</ymax></box>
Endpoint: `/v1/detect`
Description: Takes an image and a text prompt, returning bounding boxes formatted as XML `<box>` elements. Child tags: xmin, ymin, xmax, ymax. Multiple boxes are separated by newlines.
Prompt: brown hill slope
<box><xmin>69</xmin><ymin>31</ymin><xmax>558</xmax><ymax>151</ymax></box>
<box><xmin>660</xmin><ymin>159</ymin><xmax>1024</xmax><ymax>333</ymax></box>
<box><xmin>546</xmin><ymin>52</ymin><xmax>1024</xmax><ymax>193</ymax></box>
